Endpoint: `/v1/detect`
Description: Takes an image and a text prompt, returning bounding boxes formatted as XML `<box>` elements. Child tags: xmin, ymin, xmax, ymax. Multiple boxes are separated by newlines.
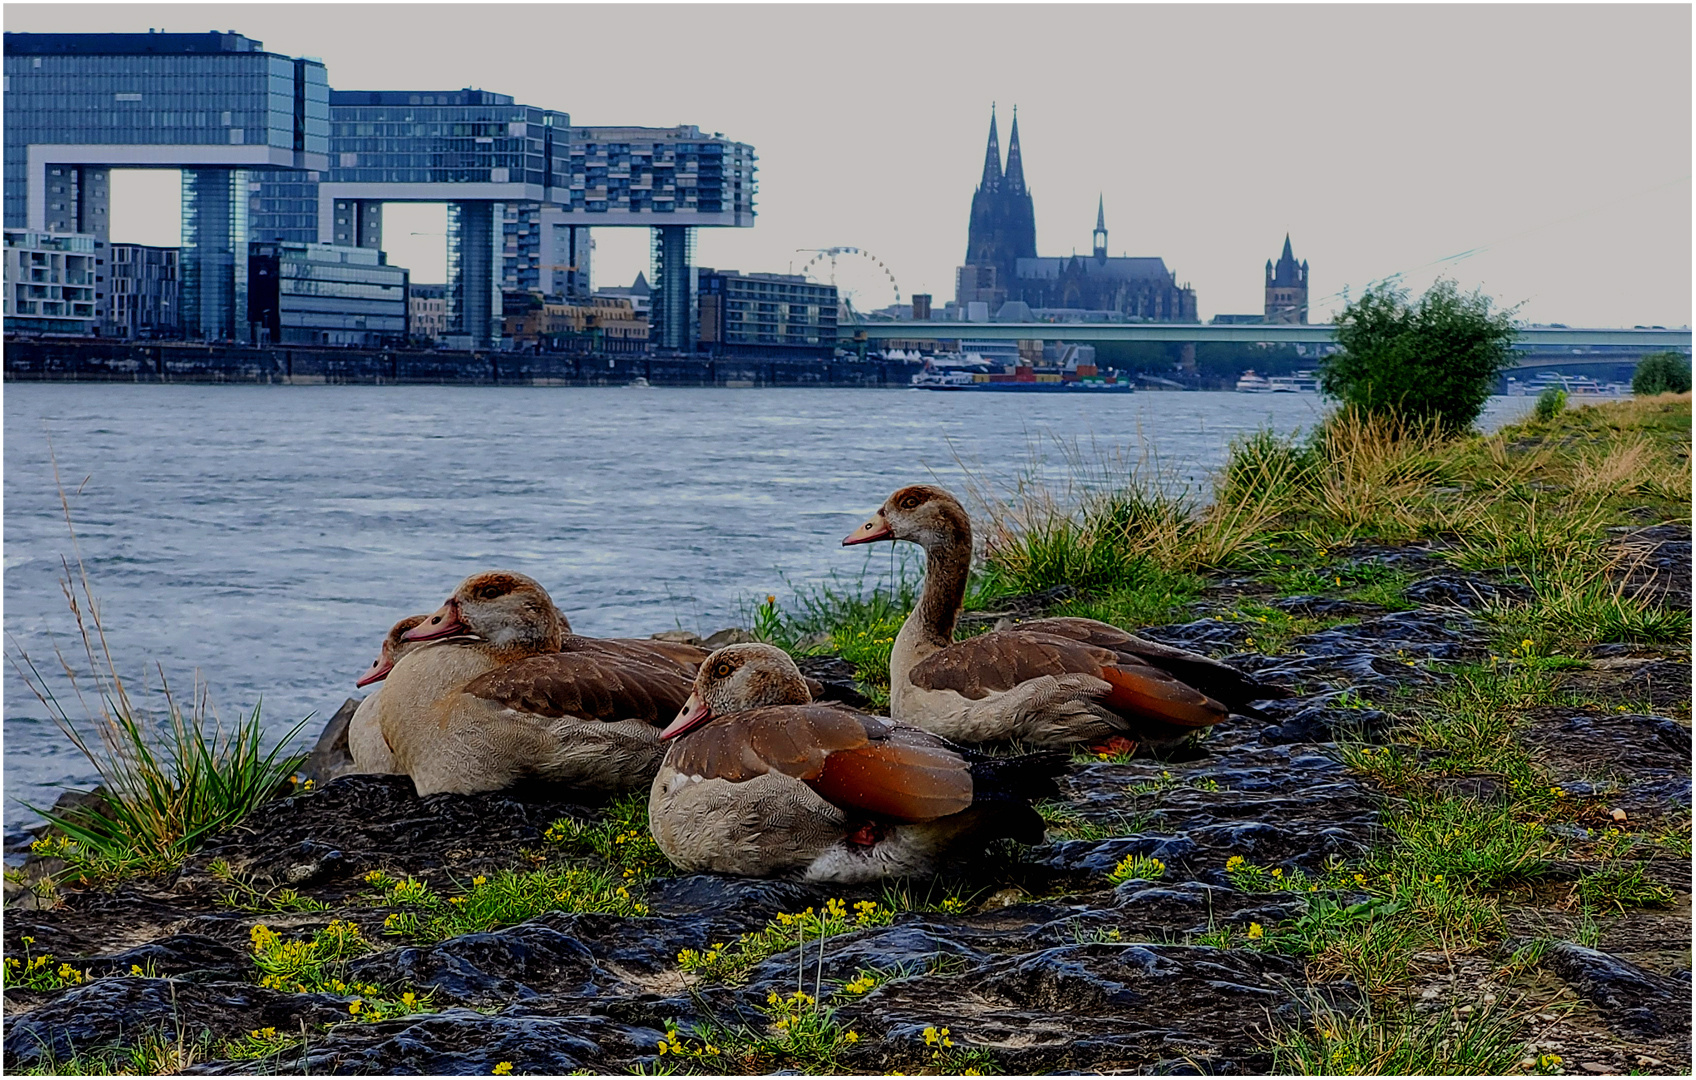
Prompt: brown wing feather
<box><xmin>462</xmin><ymin>652</ymin><xmax>693</xmax><ymax>725</ymax></box>
<box><xmin>667</xmin><ymin>704</ymin><xmax>972</xmax><ymax>822</ymax></box>
<box><xmin>1014</xmin><ymin>617</ymin><xmax>1288</xmax><ymax>708</ymax></box>
<box><xmin>908</xmin><ymin>631</ymin><xmax>1120</xmax><ymax>700</ymax></box>
<box><xmin>603</xmin><ymin>637</ymin><xmax>710</xmax><ymax>670</ymax></box>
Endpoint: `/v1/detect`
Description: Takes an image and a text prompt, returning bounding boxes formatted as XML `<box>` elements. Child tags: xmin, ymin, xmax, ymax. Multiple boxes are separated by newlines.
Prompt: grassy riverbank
<box><xmin>5</xmin><ymin>394</ymin><xmax>1687</xmax><ymax>1075</ymax></box>
<box><xmin>766</xmin><ymin>392</ymin><xmax>1692</xmax><ymax>1073</ymax></box>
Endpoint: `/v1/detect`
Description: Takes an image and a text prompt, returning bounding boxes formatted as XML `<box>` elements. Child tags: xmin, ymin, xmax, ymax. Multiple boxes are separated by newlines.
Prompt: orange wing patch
<box><xmin>1099</xmin><ymin>664</ymin><xmax>1227</xmax><ymax>728</ymax></box>
<box><xmin>810</xmin><ymin>743</ymin><xmax>972</xmax><ymax>823</ymax></box>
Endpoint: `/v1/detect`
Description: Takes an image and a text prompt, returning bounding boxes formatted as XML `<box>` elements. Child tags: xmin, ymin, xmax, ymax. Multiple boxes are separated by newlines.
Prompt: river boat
<box><xmin>1266</xmin><ymin>371</ymin><xmax>1320</xmax><ymax>393</ymax></box>
<box><xmin>1235</xmin><ymin>370</ymin><xmax>1272</xmax><ymax>393</ymax></box>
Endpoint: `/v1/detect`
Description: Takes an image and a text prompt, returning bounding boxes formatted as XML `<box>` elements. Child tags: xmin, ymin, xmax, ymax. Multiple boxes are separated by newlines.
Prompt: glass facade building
<box><xmin>248</xmin><ymin>242</ymin><xmax>408</xmax><ymax>346</ymax></box>
<box><xmin>3</xmin><ymin>228</ymin><xmax>105</xmax><ymax>334</ymax></box>
<box><xmin>3</xmin><ymin>31</ymin><xmax>329</xmax><ymax>340</ymax></box>
<box><xmin>6</xmin><ymin>32</ymin><xmax>755</xmax><ymax>352</ymax></box>
<box><xmin>697</xmin><ymin>269</ymin><xmax>838</xmax><ymax>358</ymax></box>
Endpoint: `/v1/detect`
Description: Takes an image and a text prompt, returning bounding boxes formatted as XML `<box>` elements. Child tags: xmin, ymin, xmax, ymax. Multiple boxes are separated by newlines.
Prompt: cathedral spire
<box><xmin>1092</xmin><ymin>194</ymin><xmax>1108</xmax><ymax>259</ymax></box>
<box><xmin>1004</xmin><ymin>105</ymin><xmax>1027</xmax><ymax>195</ymax></box>
<box><xmin>979</xmin><ymin>104</ymin><xmax>1002</xmax><ymax>192</ymax></box>
<box><xmin>1281</xmin><ymin>233</ymin><xmax>1294</xmax><ymax>263</ymax></box>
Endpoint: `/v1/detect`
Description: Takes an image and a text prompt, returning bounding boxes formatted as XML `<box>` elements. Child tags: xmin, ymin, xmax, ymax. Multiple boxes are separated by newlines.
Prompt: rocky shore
<box><xmin>4</xmin><ymin>526</ymin><xmax>1689</xmax><ymax>1076</ymax></box>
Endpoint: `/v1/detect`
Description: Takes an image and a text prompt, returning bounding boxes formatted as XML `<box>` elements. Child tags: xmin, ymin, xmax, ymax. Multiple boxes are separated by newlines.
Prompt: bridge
<box><xmin>853</xmin><ymin>322</ymin><xmax>1691</xmax><ymax>350</ymax></box>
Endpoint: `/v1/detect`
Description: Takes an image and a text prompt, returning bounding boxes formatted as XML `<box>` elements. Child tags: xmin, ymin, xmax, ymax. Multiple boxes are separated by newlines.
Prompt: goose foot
<box><xmin>845</xmin><ymin>822</ymin><xmax>884</xmax><ymax>847</ymax></box>
<box><xmin>1088</xmin><ymin>736</ymin><xmax>1138</xmax><ymax>758</ymax></box>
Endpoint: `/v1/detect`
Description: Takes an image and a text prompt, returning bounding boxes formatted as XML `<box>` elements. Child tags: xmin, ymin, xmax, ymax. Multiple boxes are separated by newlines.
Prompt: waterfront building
<box><xmin>1265</xmin><ymin>234</ymin><xmax>1309</xmax><ymax>323</ymax></box>
<box><xmin>502</xmin><ymin>291</ymin><xmax>648</xmax><ymax>352</ymax></box>
<box><xmin>953</xmin><ymin>109</ymin><xmax>1196</xmax><ymax>322</ymax></box>
<box><xmin>106</xmin><ymin>242</ymin><xmax>180</xmax><ymax>338</ymax></box>
<box><xmin>3</xmin><ymin>228</ymin><xmax>105</xmax><ymax>334</ymax></box>
<box><xmin>409</xmin><ymin>282</ymin><xmax>447</xmax><ymax>343</ymax></box>
<box><xmin>8</xmin><ymin>31</ymin><xmax>755</xmax><ymax>352</ymax></box>
<box><xmin>247</xmin><ymin>241</ymin><xmax>408</xmax><ymax>346</ymax></box>
<box><xmin>696</xmin><ymin>268</ymin><xmax>837</xmax><ymax>358</ymax></box>
<box><xmin>596</xmin><ymin>272</ymin><xmax>652</xmax><ymax>317</ymax></box>
<box><xmin>4</xmin><ymin>32</ymin><xmax>330</xmax><ymax>341</ymax></box>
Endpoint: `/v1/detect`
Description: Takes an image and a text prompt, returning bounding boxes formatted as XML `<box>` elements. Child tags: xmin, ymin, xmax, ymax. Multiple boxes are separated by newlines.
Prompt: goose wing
<box><xmin>1009</xmin><ymin>616</ymin><xmax>1289</xmax><ymax>709</ymax></box>
<box><xmin>603</xmin><ymin>637</ymin><xmax>711</xmax><ymax>671</ymax></box>
<box><xmin>668</xmin><ymin>705</ymin><xmax>974</xmax><ymax>823</ymax></box>
<box><xmin>909</xmin><ymin>629</ymin><xmax>1228</xmax><ymax>729</ymax></box>
<box><xmin>462</xmin><ymin>650</ymin><xmax>694</xmax><ymax>725</ymax></box>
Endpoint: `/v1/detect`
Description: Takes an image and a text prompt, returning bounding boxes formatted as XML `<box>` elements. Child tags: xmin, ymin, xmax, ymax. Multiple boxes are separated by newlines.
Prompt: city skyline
<box><xmin>7</xmin><ymin>3</ymin><xmax>1691</xmax><ymax>327</ymax></box>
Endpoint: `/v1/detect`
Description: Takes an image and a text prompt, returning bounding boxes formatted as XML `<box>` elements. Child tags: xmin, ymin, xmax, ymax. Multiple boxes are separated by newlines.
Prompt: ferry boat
<box><xmin>910</xmin><ymin>356</ymin><xmax>1132</xmax><ymax>393</ymax></box>
<box><xmin>1235</xmin><ymin>370</ymin><xmax>1272</xmax><ymax>393</ymax></box>
<box><xmin>1266</xmin><ymin>371</ymin><xmax>1320</xmax><ymax>393</ymax></box>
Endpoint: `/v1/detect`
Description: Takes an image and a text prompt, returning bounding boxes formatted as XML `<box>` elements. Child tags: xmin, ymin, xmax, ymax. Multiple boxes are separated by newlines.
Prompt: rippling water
<box><xmin>2</xmin><ymin>384</ymin><xmax>1539</xmax><ymax>829</ymax></box>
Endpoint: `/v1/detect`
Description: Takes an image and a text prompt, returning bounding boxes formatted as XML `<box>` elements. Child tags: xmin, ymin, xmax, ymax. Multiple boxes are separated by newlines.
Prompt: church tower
<box><xmin>958</xmin><ymin>105</ymin><xmax>1038</xmax><ymax>310</ymax></box>
<box><xmin>1093</xmin><ymin>195</ymin><xmax>1108</xmax><ymax>260</ymax></box>
<box><xmin>1264</xmin><ymin>234</ymin><xmax>1309</xmax><ymax>324</ymax></box>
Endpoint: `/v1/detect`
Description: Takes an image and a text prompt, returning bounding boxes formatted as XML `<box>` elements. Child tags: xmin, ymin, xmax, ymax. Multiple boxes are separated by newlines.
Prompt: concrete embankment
<box><xmin>2</xmin><ymin>338</ymin><xmax>925</xmax><ymax>388</ymax></box>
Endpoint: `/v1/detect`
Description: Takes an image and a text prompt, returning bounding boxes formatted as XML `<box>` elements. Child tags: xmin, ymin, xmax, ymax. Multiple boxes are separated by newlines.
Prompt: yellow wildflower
<box><xmin>348</xmin><ymin>1000</ymin><xmax>363</xmax><ymax>1015</ymax></box>
<box><xmin>472</xmin><ymin>875</ymin><xmax>488</xmax><ymax>887</ymax></box>
<box><xmin>1247</xmin><ymin>923</ymin><xmax>1265</xmax><ymax>939</ymax></box>
<box><xmin>492</xmin><ymin>1062</ymin><xmax>513</xmax><ymax>1075</ymax></box>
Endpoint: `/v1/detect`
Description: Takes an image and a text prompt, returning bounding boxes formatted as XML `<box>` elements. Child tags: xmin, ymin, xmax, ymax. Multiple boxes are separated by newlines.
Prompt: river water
<box><xmin>2</xmin><ymin>384</ymin><xmax>1541</xmax><ymax>831</ymax></box>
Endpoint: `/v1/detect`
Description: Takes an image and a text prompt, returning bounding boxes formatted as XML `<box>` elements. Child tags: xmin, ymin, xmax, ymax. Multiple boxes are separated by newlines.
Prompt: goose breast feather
<box><xmin>667</xmin><ymin>705</ymin><xmax>974</xmax><ymax>823</ymax></box>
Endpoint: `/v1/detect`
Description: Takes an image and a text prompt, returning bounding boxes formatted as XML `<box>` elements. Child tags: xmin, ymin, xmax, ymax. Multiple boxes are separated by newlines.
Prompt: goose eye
<box><xmin>712</xmin><ymin>662</ymin><xmax>734</xmax><ymax>679</ymax></box>
<box><xmin>897</xmin><ymin>494</ymin><xmax>922</xmax><ymax>510</ymax></box>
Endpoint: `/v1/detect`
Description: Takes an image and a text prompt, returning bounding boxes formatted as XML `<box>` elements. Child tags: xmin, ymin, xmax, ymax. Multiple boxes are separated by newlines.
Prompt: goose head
<box><xmin>842</xmin><ymin>484</ymin><xmax>971</xmax><ymax>552</ymax></box>
<box><xmin>355</xmin><ymin>614</ymin><xmax>428</xmax><ymax>688</ymax></box>
<box><xmin>402</xmin><ymin>571</ymin><xmax>566</xmax><ymax>656</ymax></box>
<box><xmin>660</xmin><ymin>643</ymin><xmax>812</xmax><ymax>740</ymax></box>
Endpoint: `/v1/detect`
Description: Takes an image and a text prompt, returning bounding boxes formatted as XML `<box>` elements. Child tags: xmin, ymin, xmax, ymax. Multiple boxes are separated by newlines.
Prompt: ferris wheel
<box><xmin>795</xmin><ymin>247</ymin><xmax>902</xmax><ymax>320</ymax></box>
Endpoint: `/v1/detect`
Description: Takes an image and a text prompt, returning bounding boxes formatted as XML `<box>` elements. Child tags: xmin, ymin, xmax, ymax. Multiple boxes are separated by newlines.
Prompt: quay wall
<box><xmin>2</xmin><ymin>339</ymin><xmax>926</xmax><ymax>388</ymax></box>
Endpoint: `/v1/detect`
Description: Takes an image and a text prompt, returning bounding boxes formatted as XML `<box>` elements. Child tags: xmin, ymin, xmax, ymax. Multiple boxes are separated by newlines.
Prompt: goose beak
<box><xmin>355</xmin><ymin>656</ymin><xmax>393</xmax><ymax>688</ymax></box>
<box><xmin>403</xmin><ymin>599</ymin><xmax>465</xmax><ymax>642</ymax></box>
<box><xmin>660</xmin><ymin>693</ymin><xmax>712</xmax><ymax>740</ymax></box>
<box><xmin>843</xmin><ymin>512</ymin><xmax>892</xmax><ymax>546</ymax></box>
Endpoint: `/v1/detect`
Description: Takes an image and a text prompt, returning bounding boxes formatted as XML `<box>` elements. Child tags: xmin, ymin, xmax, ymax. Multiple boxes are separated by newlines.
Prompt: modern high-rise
<box><xmin>3</xmin><ymin>31</ymin><xmax>330</xmax><ymax>340</ymax></box>
<box><xmin>106</xmin><ymin>242</ymin><xmax>181</xmax><ymax>338</ymax></box>
<box><xmin>8</xmin><ymin>31</ymin><xmax>757</xmax><ymax>351</ymax></box>
<box><xmin>696</xmin><ymin>268</ymin><xmax>838</xmax><ymax>358</ymax></box>
<box><xmin>247</xmin><ymin>241</ymin><xmax>408</xmax><ymax>347</ymax></box>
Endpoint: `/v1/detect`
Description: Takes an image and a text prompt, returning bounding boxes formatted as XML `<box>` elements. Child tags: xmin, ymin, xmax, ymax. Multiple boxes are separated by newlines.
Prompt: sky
<box><xmin>12</xmin><ymin>3</ymin><xmax>1692</xmax><ymax>326</ymax></box>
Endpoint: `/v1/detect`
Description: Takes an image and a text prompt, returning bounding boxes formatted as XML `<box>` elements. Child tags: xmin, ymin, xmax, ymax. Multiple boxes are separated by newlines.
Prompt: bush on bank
<box><xmin>1319</xmin><ymin>279</ymin><xmax>1521</xmax><ymax>435</ymax></box>
<box><xmin>1633</xmin><ymin>350</ymin><xmax>1692</xmax><ymax>396</ymax></box>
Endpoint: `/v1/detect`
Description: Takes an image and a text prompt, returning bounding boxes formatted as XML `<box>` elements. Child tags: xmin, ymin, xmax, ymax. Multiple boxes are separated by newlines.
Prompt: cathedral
<box><xmin>954</xmin><ymin>107</ymin><xmax>1197</xmax><ymax>322</ymax></box>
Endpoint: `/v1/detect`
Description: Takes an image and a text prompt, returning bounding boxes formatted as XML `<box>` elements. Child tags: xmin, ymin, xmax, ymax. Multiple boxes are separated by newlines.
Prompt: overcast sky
<box><xmin>12</xmin><ymin>3</ymin><xmax>1691</xmax><ymax>326</ymax></box>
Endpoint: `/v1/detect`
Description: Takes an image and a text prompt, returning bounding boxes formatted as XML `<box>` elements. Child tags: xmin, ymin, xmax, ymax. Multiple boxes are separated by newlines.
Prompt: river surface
<box><xmin>2</xmin><ymin>385</ymin><xmax>1541</xmax><ymax>832</ymax></box>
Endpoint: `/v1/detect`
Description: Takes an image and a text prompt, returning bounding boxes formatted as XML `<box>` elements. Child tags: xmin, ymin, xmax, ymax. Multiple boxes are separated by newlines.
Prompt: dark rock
<box><xmin>1269</xmin><ymin>595</ymin><xmax>1383</xmax><ymax>617</ymax></box>
<box><xmin>744</xmin><ymin>925</ymin><xmax>992</xmax><ymax>997</ymax></box>
<box><xmin>794</xmin><ymin>655</ymin><xmax>872</xmax><ymax>709</ymax></box>
<box><xmin>702</xmin><ymin>628</ymin><xmax>757</xmax><ymax>649</ymax></box>
<box><xmin>648</xmin><ymin>874</ymin><xmax>827</xmax><ymax>924</ymax></box>
<box><xmin>346</xmin><ymin>922</ymin><xmax>616</xmax><ymax>1006</ymax></box>
<box><xmin>78</xmin><ymin>934</ymin><xmax>247</xmax><ymax>981</ymax></box>
<box><xmin>1256</xmin><ymin>693</ymin><xmax>1392</xmax><ymax>745</ymax></box>
<box><xmin>3</xmin><ymin>978</ymin><xmax>347</xmax><ymax>1068</ymax></box>
<box><xmin>189</xmin><ymin>1008</ymin><xmax>664</xmax><ymax>1076</ymax></box>
<box><xmin>957</xmin><ymin>585</ymin><xmax>1077</xmax><ymax>633</ymax></box>
<box><xmin>1252</xmin><ymin>609</ymin><xmax>1486</xmax><ymax>692</ymax></box>
<box><xmin>297</xmin><ymin>697</ymin><xmax>363</xmax><ymax>785</ymax></box>
<box><xmin>1404</xmin><ymin>574</ymin><xmax>1529</xmax><ymax>609</ymax></box>
<box><xmin>1139</xmin><ymin>619</ymin><xmax>1254</xmax><ymax>653</ymax></box>
<box><xmin>1546</xmin><ymin>941</ymin><xmax>1690</xmax><ymax>1036</ymax></box>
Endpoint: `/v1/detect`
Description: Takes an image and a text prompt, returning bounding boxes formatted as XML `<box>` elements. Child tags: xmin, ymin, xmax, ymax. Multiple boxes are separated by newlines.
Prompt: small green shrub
<box><xmin>1533</xmin><ymin>386</ymin><xmax>1567</xmax><ymax>422</ymax></box>
<box><xmin>1632</xmin><ymin>351</ymin><xmax>1692</xmax><ymax>395</ymax></box>
<box><xmin>1319</xmin><ymin>279</ymin><xmax>1521</xmax><ymax>434</ymax></box>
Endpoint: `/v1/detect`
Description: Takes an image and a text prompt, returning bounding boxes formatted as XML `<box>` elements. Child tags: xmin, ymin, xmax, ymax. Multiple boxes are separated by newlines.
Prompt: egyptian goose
<box><xmin>380</xmin><ymin>571</ymin><xmax>699</xmax><ymax>796</ymax></box>
<box><xmin>648</xmin><ymin>643</ymin><xmax>1062</xmax><ymax>883</ymax></box>
<box><xmin>843</xmin><ymin>485</ymin><xmax>1286</xmax><ymax>753</ymax></box>
<box><xmin>347</xmin><ymin>615</ymin><xmax>429</xmax><ymax>775</ymax></box>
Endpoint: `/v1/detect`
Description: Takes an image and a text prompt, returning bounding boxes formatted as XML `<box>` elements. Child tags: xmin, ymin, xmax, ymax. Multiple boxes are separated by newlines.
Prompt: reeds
<box><xmin>9</xmin><ymin>451</ymin><xmax>308</xmax><ymax>884</ymax></box>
